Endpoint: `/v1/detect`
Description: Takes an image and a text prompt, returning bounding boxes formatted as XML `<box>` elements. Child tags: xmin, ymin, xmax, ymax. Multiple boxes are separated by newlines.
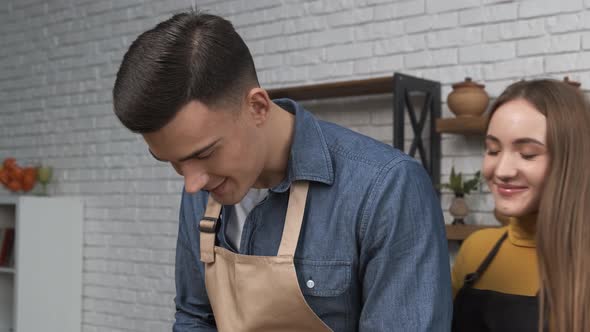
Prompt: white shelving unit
<box><xmin>0</xmin><ymin>196</ymin><xmax>82</xmax><ymax>332</ymax></box>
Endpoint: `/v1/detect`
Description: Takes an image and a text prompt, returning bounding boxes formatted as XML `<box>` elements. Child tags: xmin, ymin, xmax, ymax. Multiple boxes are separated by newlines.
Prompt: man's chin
<box><xmin>211</xmin><ymin>192</ymin><xmax>241</xmax><ymax>205</ymax></box>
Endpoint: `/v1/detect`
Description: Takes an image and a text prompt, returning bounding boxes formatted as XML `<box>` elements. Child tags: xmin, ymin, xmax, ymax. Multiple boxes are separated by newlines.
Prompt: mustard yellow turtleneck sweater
<box><xmin>451</xmin><ymin>215</ymin><xmax>539</xmax><ymax>298</ymax></box>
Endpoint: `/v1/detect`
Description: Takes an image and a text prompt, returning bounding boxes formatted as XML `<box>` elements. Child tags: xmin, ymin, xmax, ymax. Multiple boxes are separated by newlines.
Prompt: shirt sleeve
<box><xmin>173</xmin><ymin>191</ymin><xmax>218</xmax><ymax>332</ymax></box>
<box><xmin>358</xmin><ymin>159</ymin><xmax>453</xmax><ymax>332</ymax></box>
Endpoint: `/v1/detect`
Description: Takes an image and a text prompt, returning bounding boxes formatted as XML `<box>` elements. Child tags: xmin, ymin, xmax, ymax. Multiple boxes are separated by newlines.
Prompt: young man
<box><xmin>113</xmin><ymin>11</ymin><xmax>452</xmax><ymax>332</ymax></box>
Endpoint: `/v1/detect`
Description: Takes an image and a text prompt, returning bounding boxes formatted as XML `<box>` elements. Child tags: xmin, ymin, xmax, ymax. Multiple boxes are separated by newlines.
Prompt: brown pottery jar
<box><xmin>563</xmin><ymin>76</ymin><xmax>581</xmax><ymax>89</ymax></box>
<box><xmin>447</xmin><ymin>77</ymin><xmax>489</xmax><ymax>117</ymax></box>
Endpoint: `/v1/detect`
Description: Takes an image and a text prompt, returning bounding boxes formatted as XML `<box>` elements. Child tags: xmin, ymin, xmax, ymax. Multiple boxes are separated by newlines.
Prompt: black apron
<box><xmin>452</xmin><ymin>232</ymin><xmax>540</xmax><ymax>332</ymax></box>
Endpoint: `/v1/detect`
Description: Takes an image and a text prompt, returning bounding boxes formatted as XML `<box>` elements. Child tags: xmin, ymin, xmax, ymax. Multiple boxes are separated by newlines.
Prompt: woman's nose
<box><xmin>495</xmin><ymin>153</ymin><xmax>518</xmax><ymax>180</ymax></box>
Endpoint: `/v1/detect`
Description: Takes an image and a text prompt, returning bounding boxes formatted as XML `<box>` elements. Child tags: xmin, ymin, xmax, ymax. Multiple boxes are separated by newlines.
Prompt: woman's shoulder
<box><xmin>452</xmin><ymin>225</ymin><xmax>509</xmax><ymax>288</ymax></box>
<box><xmin>457</xmin><ymin>225</ymin><xmax>509</xmax><ymax>262</ymax></box>
<box><xmin>463</xmin><ymin>225</ymin><xmax>509</xmax><ymax>251</ymax></box>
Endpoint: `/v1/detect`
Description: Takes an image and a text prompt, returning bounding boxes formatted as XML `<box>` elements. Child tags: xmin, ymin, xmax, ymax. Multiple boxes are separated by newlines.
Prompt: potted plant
<box><xmin>440</xmin><ymin>167</ymin><xmax>480</xmax><ymax>225</ymax></box>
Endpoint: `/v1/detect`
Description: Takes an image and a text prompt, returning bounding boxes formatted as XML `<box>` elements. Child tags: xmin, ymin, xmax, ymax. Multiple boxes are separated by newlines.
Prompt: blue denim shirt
<box><xmin>174</xmin><ymin>99</ymin><xmax>452</xmax><ymax>331</ymax></box>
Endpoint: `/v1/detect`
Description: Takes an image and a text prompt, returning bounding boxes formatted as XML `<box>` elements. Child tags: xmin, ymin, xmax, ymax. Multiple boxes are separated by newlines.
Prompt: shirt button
<box><xmin>306</xmin><ymin>279</ymin><xmax>315</xmax><ymax>289</ymax></box>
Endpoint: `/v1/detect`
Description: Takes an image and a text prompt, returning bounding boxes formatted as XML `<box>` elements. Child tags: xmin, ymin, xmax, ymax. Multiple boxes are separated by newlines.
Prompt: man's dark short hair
<box><xmin>113</xmin><ymin>10</ymin><xmax>259</xmax><ymax>133</ymax></box>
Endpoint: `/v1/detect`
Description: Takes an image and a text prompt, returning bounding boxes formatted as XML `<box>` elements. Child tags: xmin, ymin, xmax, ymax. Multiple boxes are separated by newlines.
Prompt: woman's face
<box><xmin>483</xmin><ymin>98</ymin><xmax>550</xmax><ymax>217</ymax></box>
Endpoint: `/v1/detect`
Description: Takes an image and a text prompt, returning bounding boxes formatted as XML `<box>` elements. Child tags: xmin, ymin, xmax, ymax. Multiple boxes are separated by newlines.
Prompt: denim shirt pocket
<box><xmin>294</xmin><ymin>259</ymin><xmax>351</xmax><ymax>330</ymax></box>
<box><xmin>295</xmin><ymin>259</ymin><xmax>351</xmax><ymax>296</ymax></box>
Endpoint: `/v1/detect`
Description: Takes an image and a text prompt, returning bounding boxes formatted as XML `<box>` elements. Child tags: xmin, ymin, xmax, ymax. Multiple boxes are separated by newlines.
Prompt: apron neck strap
<box><xmin>277</xmin><ymin>181</ymin><xmax>309</xmax><ymax>257</ymax></box>
<box><xmin>199</xmin><ymin>181</ymin><xmax>310</xmax><ymax>262</ymax></box>
<box><xmin>464</xmin><ymin>231</ymin><xmax>508</xmax><ymax>287</ymax></box>
<box><xmin>199</xmin><ymin>196</ymin><xmax>222</xmax><ymax>263</ymax></box>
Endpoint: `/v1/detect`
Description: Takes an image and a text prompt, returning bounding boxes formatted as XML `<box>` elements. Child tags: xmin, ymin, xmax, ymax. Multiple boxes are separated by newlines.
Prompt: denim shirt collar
<box><xmin>270</xmin><ymin>98</ymin><xmax>334</xmax><ymax>193</ymax></box>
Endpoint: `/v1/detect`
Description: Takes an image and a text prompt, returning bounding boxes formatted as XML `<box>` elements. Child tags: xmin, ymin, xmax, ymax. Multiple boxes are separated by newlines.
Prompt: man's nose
<box><xmin>176</xmin><ymin>162</ymin><xmax>209</xmax><ymax>193</ymax></box>
<box><xmin>184</xmin><ymin>173</ymin><xmax>210</xmax><ymax>193</ymax></box>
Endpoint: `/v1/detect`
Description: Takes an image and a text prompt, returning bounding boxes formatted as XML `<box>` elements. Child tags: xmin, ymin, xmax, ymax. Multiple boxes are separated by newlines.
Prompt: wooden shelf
<box><xmin>266</xmin><ymin>76</ymin><xmax>394</xmax><ymax>101</ymax></box>
<box><xmin>436</xmin><ymin>116</ymin><xmax>487</xmax><ymax>135</ymax></box>
<box><xmin>446</xmin><ymin>224</ymin><xmax>500</xmax><ymax>241</ymax></box>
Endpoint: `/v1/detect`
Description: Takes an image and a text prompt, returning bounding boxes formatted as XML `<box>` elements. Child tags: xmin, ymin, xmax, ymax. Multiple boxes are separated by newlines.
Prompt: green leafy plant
<box><xmin>440</xmin><ymin>167</ymin><xmax>480</xmax><ymax>196</ymax></box>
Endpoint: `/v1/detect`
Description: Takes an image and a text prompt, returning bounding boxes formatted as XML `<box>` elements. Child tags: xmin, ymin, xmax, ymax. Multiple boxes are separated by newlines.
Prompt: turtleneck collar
<box><xmin>507</xmin><ymin>213</ymin><xmax>537</xmax><ymax>248</ymax></box>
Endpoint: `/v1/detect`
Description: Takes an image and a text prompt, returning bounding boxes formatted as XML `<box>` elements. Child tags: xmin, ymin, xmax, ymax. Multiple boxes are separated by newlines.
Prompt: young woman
<box><xmin>451</xmin><ymin>79</ymin><xmax>590</xmax><ymax>332</ymax></box>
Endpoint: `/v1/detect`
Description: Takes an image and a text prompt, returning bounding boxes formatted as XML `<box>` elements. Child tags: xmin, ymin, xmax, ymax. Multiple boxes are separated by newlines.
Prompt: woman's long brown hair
<box><xmin>487</xmin><ymin>79</ymin><xmax>590</xmax><ymax>332</ymax></box>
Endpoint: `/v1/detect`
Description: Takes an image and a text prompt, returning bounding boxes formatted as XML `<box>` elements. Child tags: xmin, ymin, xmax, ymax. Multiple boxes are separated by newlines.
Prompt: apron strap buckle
<box><xmin>199</xmin><ymin>217</ymin><xmax>218</xmax><ymax>233</ymax></box>
<box><xmin>199</xmin><ymin>216</ymin><xmax>219</xmax><ymax>263</ymax></box>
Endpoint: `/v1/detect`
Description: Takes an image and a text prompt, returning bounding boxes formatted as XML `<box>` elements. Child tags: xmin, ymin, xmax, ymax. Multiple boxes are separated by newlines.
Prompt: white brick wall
<box><xmin>2</xmin><ymin>0</ymin><xmax>589</xmax><ymax>330</ymax></box>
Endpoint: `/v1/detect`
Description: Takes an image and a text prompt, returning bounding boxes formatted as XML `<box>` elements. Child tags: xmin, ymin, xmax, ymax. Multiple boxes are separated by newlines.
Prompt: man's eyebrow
<box><xmin>178</xmin><ymin>140</ymin><xmax>220</xmax><ymax>162</ymax></box>
<box><xmin>148</xmin><ymin>139</ymin><xmax>221</xmax><ymax>163</ymax></box>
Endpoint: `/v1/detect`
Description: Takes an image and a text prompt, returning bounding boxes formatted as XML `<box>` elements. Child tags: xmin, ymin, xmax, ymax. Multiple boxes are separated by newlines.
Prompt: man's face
<box><xmin>483</xmin><ymin>98</ymin><xmax>550</xmax><ymax>217</ymax></box>
<box><xmin>143</xmin><ymin>100</ymin><xmax>267</xmax><ymax>205</ymax></box>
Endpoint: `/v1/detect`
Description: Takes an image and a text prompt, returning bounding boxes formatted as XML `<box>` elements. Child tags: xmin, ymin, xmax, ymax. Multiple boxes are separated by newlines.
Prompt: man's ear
<box><xmin>245</xmin><ymin>87</ymin><xmax>271</xmax><ymax>126</ymax></box>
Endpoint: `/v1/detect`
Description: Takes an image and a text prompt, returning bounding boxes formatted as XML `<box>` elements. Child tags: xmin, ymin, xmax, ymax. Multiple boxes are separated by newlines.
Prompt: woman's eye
<box><xmin>521</xmin><ymin>153</ymin><xmax>537</xmax><ymax>160</ymax></box>
<box><xmin>486</xmin><ymin>150</ymin><xmax>499</xmax><ymax>156</ymax></box>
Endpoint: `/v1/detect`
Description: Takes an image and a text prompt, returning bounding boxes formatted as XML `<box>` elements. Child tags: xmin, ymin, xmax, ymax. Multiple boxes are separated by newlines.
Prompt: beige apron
<box><xmin>199</xmin><ymin>181</ymin><xmax>332</xmax><ymax>332</ymax></box>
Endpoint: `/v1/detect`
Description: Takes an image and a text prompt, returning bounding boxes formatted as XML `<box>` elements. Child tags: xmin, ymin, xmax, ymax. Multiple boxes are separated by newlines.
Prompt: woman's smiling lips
<box><xmin>494</xmin><ymin>183</ymin><xmax>528</xmax><ymax>196</ymax></box>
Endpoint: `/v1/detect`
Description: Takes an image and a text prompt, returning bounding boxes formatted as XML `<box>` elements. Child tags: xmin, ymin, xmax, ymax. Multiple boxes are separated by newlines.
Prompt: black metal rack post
<box><xmin>393</xmin><ymin>73</ymin><xmax>441</xmax><ymax>190</ymax></box>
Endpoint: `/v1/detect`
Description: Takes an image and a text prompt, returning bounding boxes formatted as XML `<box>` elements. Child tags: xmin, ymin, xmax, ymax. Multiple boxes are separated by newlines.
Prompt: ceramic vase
<box><xmin>447</xmin><ymin>77</ymin><xmax>489</xmax><ymax>117</ymax></box>
<box><xmin>449</xmin><ymin>193</ymin><xmax>469</xmax><ymax>225</ymax></box>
